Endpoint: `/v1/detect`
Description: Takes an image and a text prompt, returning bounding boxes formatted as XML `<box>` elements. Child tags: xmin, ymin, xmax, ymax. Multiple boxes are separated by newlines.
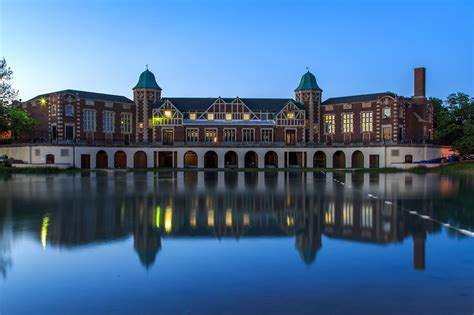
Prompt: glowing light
<box><xmin>189</xmin><ymin>113</ymin><xmax>197</xmax><ymax>120</ymax></box>
<box><xmin>138</xmin><ymin>122</ymin><xmax>144</xmax><ymax>129</ymax></box>
<box><xmin>164</xmin><ymin>110</ymin><xmax>172</xmax><ymax>118</ymax></box>
<box><xmin>213</xmin><ymin>137</ymin><xmax>218</xmax><ymax>143</ymax></box>
<box><xmin>243</xmin><ymin>113</ymin><xmax>250</xmax><ymax>121</ymax></box>
<box><xmin>207</xmin><ymin>113</ymin><xmax>214</xmax><ymax>120</ymax></box>
<box><xmin>286</xmin><ymin>215</ymin><xmax>294</xmax><ymax>227</ymax></box>
<box><xmin>226</xmin><ymin>208</ymin><xmax>232</xmax><ymax>227</ymax></box>
<box><xmin>155</xmin><ymin>206</ymin><xmax>161</xmax><ymax>228</ymax></box>
<box><xmin>243</xmin><ymin>212</ymin><xmax>250</xmax><ymax>226</ymax></box>
<box><xmin>208</xmin><ymin>209</ymin><xmax>215</xmax><ymax>227</ymax></box>
<box><xmin>39</xmin><ymin>97</ymin><xmax>48</xmax><ymax>106</ymax></box>
<box><xmin>225</xmin><ymin>113</ymin><xmax>232</xmax><ymax>120</ymax></box>
<box><xmin>164</xmin><ymin>206</ymin><xmax>172</xmax><ymax>233</ymax></box>
<box><xmin>152</xmin><ymin>116</ymin><xmax>163</xmax><ymax>126</ymax></box>
<box><xmin>41</xmin><ymin>215</ymin><xmax>50</xmax><ymax>250</ymax></box>
<box><xmin>287</xmin><ymin>112</ymin><xmax>295</xmax><ymax>119</ymax></box>
<box><xmin>190</xmin><ymin>209</ymin><xmax>197</xmax><ymax>227</ymax></box>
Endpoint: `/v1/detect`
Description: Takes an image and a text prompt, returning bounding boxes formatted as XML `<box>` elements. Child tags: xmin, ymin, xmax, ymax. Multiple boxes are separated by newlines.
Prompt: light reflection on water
<box><xmin>0</xmin><ymin>171</ymin><xmax>473</xmax><ymax>315</ymax></box>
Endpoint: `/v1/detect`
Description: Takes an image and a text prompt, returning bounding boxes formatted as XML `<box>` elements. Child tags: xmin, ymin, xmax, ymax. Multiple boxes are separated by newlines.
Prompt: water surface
<box><xmin>0</xmin><ymin>171</ymin><xmax>473</xmax><ymax>314</ymax></box>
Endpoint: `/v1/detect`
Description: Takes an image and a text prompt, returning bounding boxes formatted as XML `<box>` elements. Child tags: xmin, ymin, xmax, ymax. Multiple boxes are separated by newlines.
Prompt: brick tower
<box><xmin>133</xmin><ymin>68</ymin><xmax>162</xmax><ymax>142</ymax></box>
<box><xmin>295</xmin><ymin>71</ymin><xmax>322</xmax><ymax>143</ymax></box>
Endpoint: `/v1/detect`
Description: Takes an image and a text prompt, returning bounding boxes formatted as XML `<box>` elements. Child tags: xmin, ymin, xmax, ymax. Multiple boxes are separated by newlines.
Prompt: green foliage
<box><xmin>430</xmin><ymin>93</ymin><xmax>474</xmax><ymax>155</ymax></box>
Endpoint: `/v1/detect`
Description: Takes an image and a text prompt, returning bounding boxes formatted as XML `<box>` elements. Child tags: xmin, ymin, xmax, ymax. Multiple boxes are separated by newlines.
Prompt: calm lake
<box><xmin>0</xmin><ymin>171</ymin><xmax>473</xmax><ymax>315</ymax></box>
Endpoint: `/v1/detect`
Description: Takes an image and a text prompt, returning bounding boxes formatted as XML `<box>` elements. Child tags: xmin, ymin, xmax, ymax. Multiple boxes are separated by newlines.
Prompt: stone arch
<box><xmin>351</xmin><ymin>150</ymin><xmax>364</xmax><ymax>168</ymax></box>
<box><xmin>184</xmin><ymin>151</ymin><xmax>198</xmax><ymax>168</ymax></box>
<box><xmin>224</xmin><ymin>151</ymin><xmax>238</xmax><ymax>168</ymax></box>
<box><xmin>333</xmin><ymin>151</ymin><xmax>346</xmax><ymax>169</ymax></box>
<box><xmin>45</xmin><ymin>154</ymin><xmax>55</xmax><ymax>164</ymax></box>
<box><xmin>204</xmin><ymin>151</ymin><xmax>218</xmax><ymax>168</ymax></box>
<box><xmin>244</xmin><ymin>151</ymin><xmax>258</xmax><ymax>168</ymax></box>
<box><xmin>264</xmin><ymin>151</ymin><xmax>278</xmax><ymax>168</ymax></box>
<box><xmin>313</xmin><ymin>151</ymin><xmax>326</xmax><ymax>168</ymax></box>
<box><xmin>96</xmin><ymin>150</ymin><xmax>108</xmax><ymax>168</ymax></box>
<box><xmin>134</xmin><ymin>151</ymin><xmax>147</xmax><ymax>169</ymax></box>
<box><xmin>114</xmin><ymin>151</ymin><xmax>127</xmax><ymax>169</ymax></box>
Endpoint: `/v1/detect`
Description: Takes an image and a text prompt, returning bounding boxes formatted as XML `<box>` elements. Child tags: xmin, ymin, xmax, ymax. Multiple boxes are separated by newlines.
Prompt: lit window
<box><xmin>261</xmin><ymin>129</ymin><xmax>273</xmax><ymax>142</ymax></box>
<box><xmin>383</xmin><ymin>107</ymin><xmax>391</xmax><ymax>118</ymax></box>
<box><xmin>164</xmin><ymin>110</ymin><xmax>172</xmax><ymax>118</ymax></box>
<box><xmin>186</xmin><ymin>128</ymin><xmax>199</xmax><ymax>142</ymax></box>
<box><xmin>189</xmin><ymin>113</ymin><xmax>196</xmax><ymax>120</ymax></box>
<box><xmin>287</xmin><ymin>112</ymin><xmax>295</xmax><ymax>119</ymax></box>
<box><xmin>243</xmin><ymin>113</ymin><xmax>250</xmax><ymax>120</ymax></box>
<box><xmin>342</xmin><ymin>113</ymin><xmax>353</xmax><ymax>133</ymax></box>
<box><xmin>120</xmin><ymin>113</ymin><xmax>132</xmax><ymax>133</ymax></box>
<box><xmin>361</xmin><ymin>112</ymin><xmax>373</xmax><ymax>132</ymax></box>
<box><xmin>207</xmin><ymin>113</ymin><xmax>214</xmax><ymax>120</ymax></box>
<box><xmin>204</xmin><ymin>129</ymin><xmax>217</xmax><ymax>142</ymax></box>
<box><xmin>225</xmin><ymin>113</ymin><xmax>232</xmax><ymax>120</ymax></box>
<box><xmin>324</xmin><ymin>114</ymin><xmax>335</xmax><ymax>134</ymax></box>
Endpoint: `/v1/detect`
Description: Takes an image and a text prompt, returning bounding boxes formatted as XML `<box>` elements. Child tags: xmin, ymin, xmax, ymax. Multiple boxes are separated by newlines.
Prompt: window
<box><xmin>204</xmin><ymin>129</ymin><xmax>217</xmax><ymax>142</ymax></box>
<box><xmin>223</xmin><ymin>129</ymin><xmax>236</xmax><ymax>142</ymax></box>
<box><xmin>383</xmin><ymin>126</ymin><xmax>392</xmax><ymax>140</ymax></box>
<box><xmin>60</xmin><ymin>149</ymin><xmax>69</xmax><ymax>157</ymax></box>
<box><xmin>207</xmin><ymin>113</ymin><xmax>214</xmax><ymax>120</ymax></box>
<box><xmin>391</xmin><ymin>149</ymin><xmax>400</xmax><ymax>157</ymax></box>
<box><xmin>120</xmin><ymin>113</ymin><xmax>132</xmax><ymax>133</ymax></box>
<box><xmin>324</xmin><ymin>114</ymin><xmax>335</xmax><ymax>134</ymax></box>
<box><xmin>225</xmin><ymin>113</ymin><xmax>232</xmax><ymax>121</ymax></box>
<box><xmin>189</xmin><ymin>113</ymin><xmax>196</xmax><ymax>120</ymax></box>
<box><xmin>242</xmin><ymin>129</ymin><xmax>255</xmax><ymax>142</ymax></box>
<box><xmin>186</xmin><ymin>128</ymin><xmax>199</xmax><ymax>142</ymax></box>
<box><xmin>243</xmin><ymin>113</ymin><xmax>250</xmax><ymax>121</ymax></box>
<box><xmin>84</xmin><ymin>110</ymin><xmax>96</xmax><ymax>131</ymax></box>
<box><xmin>287</xmin><ymin>112</ymin><xmax>295</xmax><ymax>119</ymax></box>
<box><xmin>361</xmin><ymin>203</ymin><xmax>373</xmax><ymax>228</ymax></box>
<box><xmin>383</xmin><ymin>107</ymin><xmax>391</xmax><ymax>118</ymax></box>
<box><xmin>343</xmin><ymin>203</ymin><xmax>353</xmax><ymax>226</ymax></box>
<box><xmin>342</xmin><ymin>113</ymin><xmax>353</xmax><ymax>133</ymax></box>
<box><xmin>261</xmin><ymin>129</ymin><xmax>273</xmax><ymax>142</ymax></box>
<box><xmin>361</xmin><ymin>112</ymin><xmax>373</xmax><ymax>132</ymax></box>
<box><xmin>103</xmin><ymin>111</ymin><xmax>114</xmax><ymax>133</ymax></box>
<box><xmin>65</xmin><ymin>104</ymin><xmax>74</xmax><ymax>116</ymax></box>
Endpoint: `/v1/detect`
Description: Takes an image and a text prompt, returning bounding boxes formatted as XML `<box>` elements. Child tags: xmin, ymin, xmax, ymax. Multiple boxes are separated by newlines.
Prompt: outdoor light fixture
<box><xmin>39</xmin><ymin>97</ymin><xmax>48</xmax><ymax>106</ymax></box>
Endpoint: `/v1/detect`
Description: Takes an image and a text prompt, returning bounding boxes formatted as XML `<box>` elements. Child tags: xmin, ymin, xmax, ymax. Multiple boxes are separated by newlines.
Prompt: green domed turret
<box><xmin>295</xmin><ymin>71</ymin><xmax>322</xmax><ymax>91</ymax></box>
<box><xmin>133</xmin><ymin>69</ymin><xmax>162</xmax><ymax>90</ymax></box>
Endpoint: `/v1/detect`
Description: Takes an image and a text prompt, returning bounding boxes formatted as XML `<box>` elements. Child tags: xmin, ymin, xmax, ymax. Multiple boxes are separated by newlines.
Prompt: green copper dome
<box><xmin>133</xmin><ymin>69</ymin><xmax>162</xmax><ymax>90</ymax></box>
<box><xmin>295</xmin><ymin>71</ymin><xmax>322</xmax><ymax>91</ymax></box>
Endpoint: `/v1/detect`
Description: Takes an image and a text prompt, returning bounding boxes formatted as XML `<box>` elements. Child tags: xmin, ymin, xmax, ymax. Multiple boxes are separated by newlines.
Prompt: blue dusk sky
<box><xmin>0</xmin><ymin>0</ymin><xmax>472</xmax><ymax>101</ymax></box>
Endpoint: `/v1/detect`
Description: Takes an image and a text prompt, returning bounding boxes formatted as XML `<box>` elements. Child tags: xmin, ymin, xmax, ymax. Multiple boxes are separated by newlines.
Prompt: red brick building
<box><xmin>21</xmin><ymin>67</ymin><xmax>432</xmax><ymax>147</ymax></box>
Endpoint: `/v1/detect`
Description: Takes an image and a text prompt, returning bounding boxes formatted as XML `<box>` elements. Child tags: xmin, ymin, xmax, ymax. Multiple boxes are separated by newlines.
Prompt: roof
<box><xmin>184</xmin><ymin>119</ymin><xmax>275</xmax><ymax>126</ymax></box>
<box><xmin>295</xmin><ymin>71</ymin><xmax>322</xmax><ymax>91</ymax></box>
<box><xmin>133</xmin><ymin>69</ymin><xmax>161</xmax><ymax>90</ymax></box>
<box><xmin>27</xmin><ymin>89</ymin><xmax>133</xmax><ymax>103</ymax></box>
<box><xmin>321</xmin><ymin>92</ymin><xmax>397</xmax><ymax>105</ymax></box>
<box><xmin>157</xmin><ymin>97</ymin><xmax>304</xmax><ymax>112</ymax></box>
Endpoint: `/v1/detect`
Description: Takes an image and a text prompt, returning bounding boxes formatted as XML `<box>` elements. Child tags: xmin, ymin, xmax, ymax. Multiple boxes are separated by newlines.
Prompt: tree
<box><xmin>0</xmin><ymin>57</ymin><xmax>18</xmax><ymax>104</ymax></box>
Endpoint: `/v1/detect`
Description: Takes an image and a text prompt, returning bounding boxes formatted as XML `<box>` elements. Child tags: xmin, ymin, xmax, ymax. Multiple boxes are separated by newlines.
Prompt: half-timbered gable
<box><xmin>276</xmin><ymin>101</ymin><xmax>305</xmax><ymax>127</ymax></box>
<box><xmin>152</xmin><ymin>100</ymin><xmax>183</xmax><ymax>126</ymax></box>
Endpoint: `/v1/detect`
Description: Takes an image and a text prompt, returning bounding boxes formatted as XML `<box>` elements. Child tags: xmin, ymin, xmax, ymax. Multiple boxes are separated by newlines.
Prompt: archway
<box><xmin>134</xmin><ymin>151</ymin><xmax>147</xmax><ymax>169</ymax></box>
<box><xmin>244</xmin><ymin>151</ymin><xmax>258</xmax><ymax>168</ymax></box>
<box><xmin>204</xmin><ymin>151</ymin><xmax>218</xmax><ymax>168</ymax></box>
<box><xmin>405</xmin><ymin>155</ymin><xmax>413</xmax><ymax>163</ymax></box>
<box><xmin>333</xmin><ymin>151</ymin><xmax>346</xmax><ymax>169</ymax></box>
<box><xmin>351</xmin><ymin>150</ymin><xmax>364</xmax><ymax>168</ymax></box>
<box><xmin>184</xmin><ymin>151</ymin><xmax>198</xmax><ymax>168</ymax></box>
<box><xmin>114</xmin><ymin>151</ymin><xmax>127</xmax><ymax>169</ymax></box>
<box><xmin>224</xmin><ymin>151</ymin><xmax>238</xmax><ymax>168</ymax></box>
<box><xmin>96</xmin><ymin>150</ymin><xmax>108</xmax><ymax>168</ymax></box>
<box><xmin>313</xmin><ymin>151</ymin><xmax>326</xmax><ymax>168</ymax></box>
<box><xmin>264</xmin><ymin>151</ymin><xmax>278</xmax><ymax>168</ymax></box>
<box><xmin>45</xmin><ymin>154</ymin><xmax>55</xmax><ymax>164</ymax></box>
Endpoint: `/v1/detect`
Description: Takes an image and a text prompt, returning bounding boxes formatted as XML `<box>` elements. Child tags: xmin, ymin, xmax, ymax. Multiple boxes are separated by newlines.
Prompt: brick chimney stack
<box><xmin>414</xmin><ymin>67</ymin><xmax>426</xmax><ymax>98</ymax></box>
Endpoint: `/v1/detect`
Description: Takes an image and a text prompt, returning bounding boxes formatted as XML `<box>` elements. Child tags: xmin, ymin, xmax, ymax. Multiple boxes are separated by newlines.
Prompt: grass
<box><xmin>1</xmin><ymin>161</ymin><xmax>473</xmax><ymax>175</ymax></box>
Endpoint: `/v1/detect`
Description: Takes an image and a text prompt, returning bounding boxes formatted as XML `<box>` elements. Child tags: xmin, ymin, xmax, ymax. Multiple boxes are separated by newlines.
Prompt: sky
<box><xmin>0</xmin><ymin>0</ymin><xmax>472</xmax><ymax>101</ymax></box>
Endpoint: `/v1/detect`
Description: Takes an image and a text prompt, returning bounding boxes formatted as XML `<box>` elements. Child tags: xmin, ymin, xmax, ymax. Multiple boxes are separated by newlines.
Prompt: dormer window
<box><xmin>243</xmin><ymin>113</ymin><xmax>250</xmax><ymax>121</ymax></box>
<box><xmin>207</xmin><ymin>113</ymin><xmax>214</xmax><ymax>120</ymax></box>
<box><xmin>225</xmin><ymin>113</ymin><xmax>232</xmax><ymax>121</ymax></box>
<box><xmin>383</xmin><ymin>107</ymin><xmax>391</xmax><ymax>119</ymax></box>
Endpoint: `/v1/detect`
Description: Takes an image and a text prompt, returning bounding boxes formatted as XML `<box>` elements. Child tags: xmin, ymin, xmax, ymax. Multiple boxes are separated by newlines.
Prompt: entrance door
<box><xmin>382</xmin><ymin>126</ymin><xmax>392</xmax><ymax>141</ymax></box>
<box><xmin>65</xmin><ymin>125</ymin><xmax>74</xmax><ymax>141</ymax></box>
<box><xmin>369</xmin><ymin>155</ymin><xmax>379</xmax><ymax>168</ymax></box>
<box><xmin>163</xmin><ymin>129</ymin><xmax>174</xmax><ymax>145</ymax></box>
<box><xmin>81</xmin><ymin>154</ymin><xmax>91</xmax><ymax>169</ymax></box>
<box><xmin>285</xmin><ymin>130</ymin><xmax>295</xmax><ymax>145</ymax></box>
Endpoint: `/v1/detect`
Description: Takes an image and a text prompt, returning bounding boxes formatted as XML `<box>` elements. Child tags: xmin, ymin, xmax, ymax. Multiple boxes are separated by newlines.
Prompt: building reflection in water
<box><xmin>1</xmin><ymin>170</ymin><xmax>457</xmax><ymax>273</ymax></box>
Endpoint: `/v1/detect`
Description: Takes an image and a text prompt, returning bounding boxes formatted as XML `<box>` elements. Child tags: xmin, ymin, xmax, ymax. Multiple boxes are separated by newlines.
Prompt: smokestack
<box><xmin>414</xmin><ymin>67</ymin><xmax>426</xmax><ymax>98</ymax></box>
